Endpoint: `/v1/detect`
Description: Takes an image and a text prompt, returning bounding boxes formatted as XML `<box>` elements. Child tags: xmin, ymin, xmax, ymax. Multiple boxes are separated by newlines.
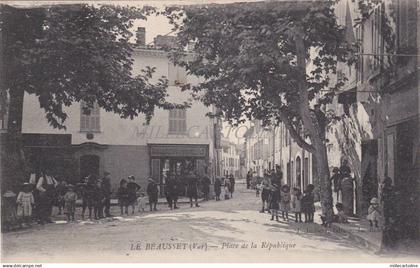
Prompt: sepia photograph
<box><xmin>0</xmin><ymin>0</ymin><xmax>420</xmax><ymax>265</ymax></box>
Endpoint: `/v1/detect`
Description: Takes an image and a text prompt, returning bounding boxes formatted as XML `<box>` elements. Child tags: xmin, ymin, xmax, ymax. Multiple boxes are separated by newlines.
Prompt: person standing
<box><xmin>228</xmin><ymin>174</ymin><xmax>235</xmax><ymax>198</ymax></box>
<box><xmin>102</xmin><ymin>171</ymin><xmax>113</xmax><ymax>217</ymax></box>
<box><xmin>166</xmin><ymin>173</ymin><xmax>179</xmax><ymax>210</ymax></box>
<box><xmin>36</xmin><ymin>171</ymin><xmax>58</xmax><ymax>224</ymax></box>
<box><xmin>186</xmin><ymin>171</ymin><xmax>200</xmax><ymax>207</ymax></box>
<box><xmin>201</xmin><ymin>174</ymin><xmax>211</xmax><ymax>201</ymax></box>
<box><xmin>340</xmin><ymin>159</ymin><xmax>354</xmax><ymax>215</ymax></box>
<box><xmin>223</xmin><ymin>176</ymin><xmax>231</xmax><ymax>200</ymax></box>
<box><xmin>16</xmin><ymin>182</ymin><xmax>35</xmax><ymax>225</ymax></box>
<box><xmin>280</xmin><ymin>185</ymin><xmax>291</xmax><ymax>221</ymax></box>
<box><xmin>269</xmin><ymin>184</ymin><xmax>280</xmax><ymax>221</ymax></box>
<box><xmin>146</xmin><ymin>178</ymin><xmax>159</xmax><ymax>211</ymax></box>
<box><xmin>260</xmin><ymin>174</ymin><xmax>272</xmax><ymax>213</ymax></box>
<box><xmin>214</xmin><ymin>177</ymin><xmax>222</xmax><ymax>201</ymax></box>
<box><xmin>302</xmin><ymin>184</ymin><xmax>315</xmax><ymax>223</ymax></box>
<box><xmin>127</xmin><ymin>175</ymin><xmax>141</xmax><ymax>214</ymax></box>
<box><xmin>330</xmin><ymin>167</ymin><xmax>341</xmax><ymax>202</ymax></box>
<box><xmin>64</xmin><ymin>184</ymin><xmax>78</xmax><ymax>222</ymax></box>
<box><xmin>272</xmin><ymin>165</ymin><xmax>283</xmax><ymax>187</ymax></box>
<box><xmin>93</xmin><ymin>180</ymin><xmax>106</xmax><ymax>219</ymax></box>
<box><xmin>55</xmin><ymin>180</ymin><xmax>67</xmax><ymax>215</ymax></box>
<box><xmin>246</xmin><ymin>170</ymin><xmax>253</xmax><ymax>189</ymax></box>
<box><xmin>367</xmin><ymin>197</ymin><xmax>381</xmax><ymax>229</ymax></box>
<box><xmin>117</xmin><ymin>179</ymin><xmax>129</xmax><ymax>215</ymax></box>
<box><xmin>291</xmin><ymin>187</ymin><xmax>303</xmax><ymax>223</ymax></box>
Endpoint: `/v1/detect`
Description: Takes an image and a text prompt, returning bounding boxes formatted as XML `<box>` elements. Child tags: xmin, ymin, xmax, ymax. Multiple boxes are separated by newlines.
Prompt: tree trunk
<box><xmin>294</xmin><ymin>27</ymin><xmax>334</xmax><ymax>222</ymax></box>
<box><xmin>2</xmin><ymin>84</ymin><xmax>27</xmax><ymax>192</ymax></box>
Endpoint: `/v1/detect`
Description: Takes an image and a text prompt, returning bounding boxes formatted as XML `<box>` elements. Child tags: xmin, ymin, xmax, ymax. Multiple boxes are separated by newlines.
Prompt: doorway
<box><xmin>361</xmin><ymin>139</ymin><xmax>378</xmax><ymax>215</ymax></box>
<box><xmin>80</xmin><ymin>154</ymin><xmax>100</xmax><ymax>179</ymax></box>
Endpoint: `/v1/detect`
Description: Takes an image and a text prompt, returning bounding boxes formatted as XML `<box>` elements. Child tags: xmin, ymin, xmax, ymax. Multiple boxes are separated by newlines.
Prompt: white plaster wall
<box><xmin>21</xmin><ymin>48</ymin><xmax>214</xmax><ymax>148</ymax></box>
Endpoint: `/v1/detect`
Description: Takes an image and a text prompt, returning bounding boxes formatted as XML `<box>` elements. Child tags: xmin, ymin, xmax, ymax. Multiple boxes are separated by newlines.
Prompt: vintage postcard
<box><xmin>1</xmin><ymin>0</ymin><xmax>420</xmax><ymax>265</ymax></box>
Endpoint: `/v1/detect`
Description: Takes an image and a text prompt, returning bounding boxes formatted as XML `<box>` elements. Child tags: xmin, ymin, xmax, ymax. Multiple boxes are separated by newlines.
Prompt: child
<box><xmin>291</xmin><ymin>187</ymin><xmax>302</xmax><ymax>223</ymax></box>
<box><xmin>146</xmin><ymin>178</ymin><xmax>159</xmax><ymax>211</ymax></box>
<box><xmin>367</xmin><ymin>197</ymin><xmax>381</xmax><ymax>229</ymax></box>
<box><xmin>269</xmin><ymin>184</ymin><xmax>280</xmax><ymax>221</ymax></box>
<box><xmin>280</xmin><ymin>185</ymin><xmax>291</xmax><ymax>221</ymax></box>
<box><xmin>16</xmin><ymin>183</ymin><xmax>35</xmax><ymax>225</ymax></box>
<box><xmin>137</xmin><ymin>192</ymin><xmax>147</xmax><ymax>212</ymax></box>
<box><xmin>64</xmin><ymin>184</ymin><xmax>78</xmax><ymax>222</ymax></box>
<box><xmin>55</xmin><ymin>180</ymin><xmax>68</xmax><ymax>215</ymax></box>
<box><xmin>223</xmin><ymin>177</ymin><xmax>231</xmax><ymax>200</ymax></box>
<box><xmin>335</xmin><ymin>202</ymin><xmax>348</xmax><ymax>223</ymax></box>
<box><xmin>302</xmin><ymin>184</ymin><xmax>315</xmax><ymax>223</ymax></box>
<box><xmin>118</xmin><ymin>179</ymin><xmax>129</xmax><ymax>215</ymax></box>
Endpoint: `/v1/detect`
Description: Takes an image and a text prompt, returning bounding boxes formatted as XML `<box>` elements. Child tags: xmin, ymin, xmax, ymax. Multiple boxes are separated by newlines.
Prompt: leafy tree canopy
<box><xmin>164</xmin><ymin>1</ymin><xmax>355</xmax><ymax>151</ymax></box>
<box><xmin>1</xmin><ymin>4</ymin><xmax>183</xmax><ymax>129</ymax></box>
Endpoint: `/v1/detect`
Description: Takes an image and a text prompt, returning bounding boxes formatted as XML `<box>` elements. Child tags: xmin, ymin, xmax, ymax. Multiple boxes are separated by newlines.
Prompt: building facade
<box><xmin>244</xmin><ymin>120</ymin><xmax>315</xmax><ymax>191</ymax></box>
<box><xmin>221</xmin><ymin>138</ymin><xmax>241</xmax><ymax>178</ymax></box>
<box><xmin>325</xmin><ymin>0</ymin><xmax>419</xmax><ymax>227</ymax></box>
<box><xmin>11</xmin><ymin>33</ymin><xmax>220</xmax><ymax>193</ymax></box>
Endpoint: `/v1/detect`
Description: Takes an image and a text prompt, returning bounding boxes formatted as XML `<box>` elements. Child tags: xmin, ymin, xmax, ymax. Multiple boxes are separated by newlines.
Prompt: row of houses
<box><xmin>244</xmin><ymin>120</ymin><xmax>315</xmax><ymax>193</ymax></box>
<box><xmin>244</xmin><ymin>0</ymin><xmax>419</xmax><ymax>240</ymax></box>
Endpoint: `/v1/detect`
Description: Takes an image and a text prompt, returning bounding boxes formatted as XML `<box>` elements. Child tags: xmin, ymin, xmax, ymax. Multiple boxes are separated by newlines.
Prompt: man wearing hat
<box><xmin>101</xmin><ymin>171</ymin><xmax>113</xmax><ymax>217</ymax></box>
<box><xmin>36</xmin><ymin>170</ymin><xmax>58</xmax><ymax>224</ymax></box>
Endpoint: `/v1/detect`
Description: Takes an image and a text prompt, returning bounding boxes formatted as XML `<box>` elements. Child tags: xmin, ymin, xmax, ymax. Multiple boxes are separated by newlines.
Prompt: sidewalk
<box><xmin>313</xmin><ymin>203</ymin><xmax>382</xmax><ymax>251</ymax></box>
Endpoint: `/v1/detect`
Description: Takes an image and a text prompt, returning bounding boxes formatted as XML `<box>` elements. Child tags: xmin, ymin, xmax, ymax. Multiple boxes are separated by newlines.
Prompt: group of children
<box><xmin>14</xmin><ymin>181</ymin><xmax>79</xmax><ymax>224</ymax></box>
<box><xmin>263</xmin><ymin>183</ymin><xmax>316</xmax><ymax>223</ymax></box>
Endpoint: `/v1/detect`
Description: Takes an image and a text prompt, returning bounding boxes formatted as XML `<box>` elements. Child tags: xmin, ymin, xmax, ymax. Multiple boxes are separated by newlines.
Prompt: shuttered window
<box><xmin>168</xmin><ymin>109</ymin><xmax>186</xmax><ymax>134</ymax></box>
<box><xmin>80</xmin><ymin>102</ymin><xmax>100</xmax><ymax>132</ymax></box>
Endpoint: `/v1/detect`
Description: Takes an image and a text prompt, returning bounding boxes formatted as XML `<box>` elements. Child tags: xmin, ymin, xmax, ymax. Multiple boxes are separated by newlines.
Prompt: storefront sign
<box><xmin>150</xmin><ymin>144</ymin><xmax>208</xmax><ymax>157</ymax></box>
<box><xmin>23</xmin><ymin>133</ymin><xmax>71</xmax><ymax>147</ymax></box>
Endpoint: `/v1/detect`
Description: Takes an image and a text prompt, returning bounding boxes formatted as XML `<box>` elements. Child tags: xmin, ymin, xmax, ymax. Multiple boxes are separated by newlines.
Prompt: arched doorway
<box><xmin>296</xmin><ymin>156</ymin><xmax>301</xmax><ymax>189</ymax></box>
<box><xmin>80</xmin><ymin>154</ymin><xmax>100</xmax><ymax>180</ymax></box>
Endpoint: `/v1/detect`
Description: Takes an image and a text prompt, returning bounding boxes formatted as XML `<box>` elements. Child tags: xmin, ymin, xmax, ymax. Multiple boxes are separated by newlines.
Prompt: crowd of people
<box><xmin>2</xmin><ymin>170</ymin><xmax>238</xmax><ymax>231</ymax></box>
<box><xmin>247</xmin><ymin>168</ymin><xmax>316</xmax><ymax>223</ymax></box>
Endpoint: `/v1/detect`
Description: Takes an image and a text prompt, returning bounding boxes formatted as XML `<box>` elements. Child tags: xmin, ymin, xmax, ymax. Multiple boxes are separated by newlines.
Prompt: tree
<box><xmin>164</xmin><ymin>1</ymin><xmax>354</xmax><ymax>221</ymax></box>
<box><xmin>0</xmin><ymin>4</ymin><xmax>180</xmax><ymax>191</ymax></box>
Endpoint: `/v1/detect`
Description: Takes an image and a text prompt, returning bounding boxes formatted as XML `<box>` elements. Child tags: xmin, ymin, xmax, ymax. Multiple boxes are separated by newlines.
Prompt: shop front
<box><xmin>149</xmin><ymin>144</ymin><xmax>209</xmax><ymax>196</ymax></box>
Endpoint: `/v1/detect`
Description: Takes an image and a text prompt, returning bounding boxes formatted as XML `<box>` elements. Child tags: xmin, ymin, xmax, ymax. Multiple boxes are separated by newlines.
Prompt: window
<box><xmin>296</xmin><ymin>157</ymin><xmax>301</xmax><ymax>188</ymax></box>
<box><xmin>80</xmin><ymin>102</ymin><xmax>100</xmax><ymax>132</ymax></box>
<box><xmin>169</xmin><ymin>109</ymin><xmax>187</xmax><ymax>134</ymax></box>
<box><xmin>168</xmin><ymin>63</ymin><xmax>187</xmax><ymax>86</ymax></box>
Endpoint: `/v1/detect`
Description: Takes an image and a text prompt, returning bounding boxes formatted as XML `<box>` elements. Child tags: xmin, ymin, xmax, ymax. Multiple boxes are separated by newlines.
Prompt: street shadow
<box><xmin>263</xmin><ymin>220</ymin><xmax>370</xmax><ymax>251</ymax></box>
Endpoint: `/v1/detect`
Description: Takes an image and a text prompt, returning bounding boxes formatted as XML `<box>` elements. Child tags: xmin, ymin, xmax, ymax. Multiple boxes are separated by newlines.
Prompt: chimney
<box><xmin>136</xmin><ymin>27</ymin><xmax>146</xmax><ymax>46</ymax></box>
